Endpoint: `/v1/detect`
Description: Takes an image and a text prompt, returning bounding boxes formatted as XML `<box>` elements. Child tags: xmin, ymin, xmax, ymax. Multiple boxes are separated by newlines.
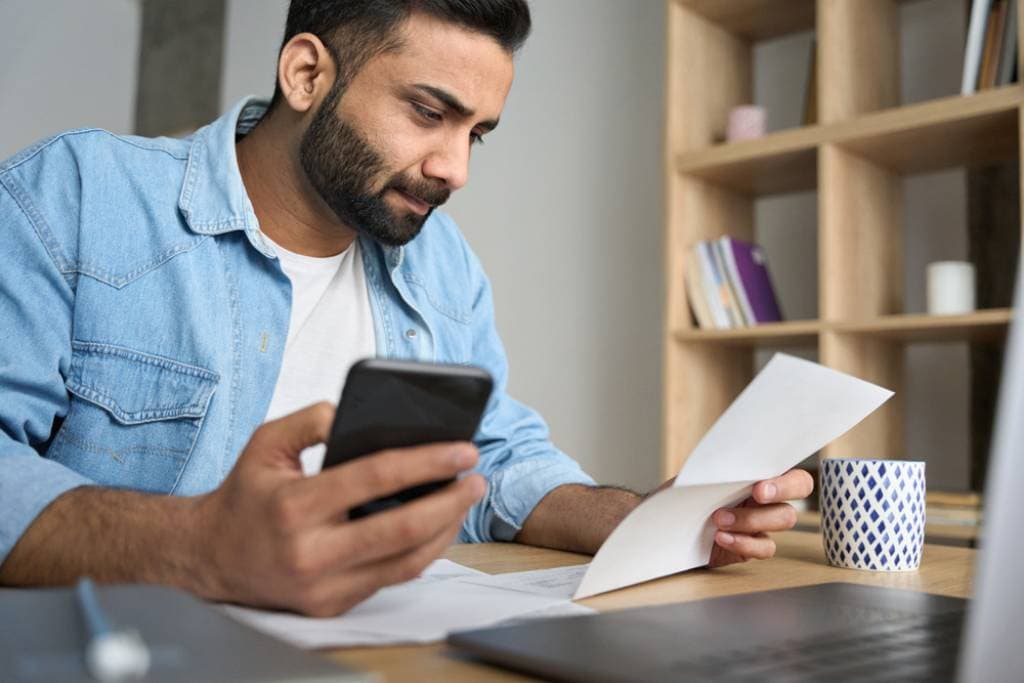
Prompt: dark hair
<box><xmin>269</xmin><ymin>0</ymin><xmax>531</xmax><ymax>110</ymax></box>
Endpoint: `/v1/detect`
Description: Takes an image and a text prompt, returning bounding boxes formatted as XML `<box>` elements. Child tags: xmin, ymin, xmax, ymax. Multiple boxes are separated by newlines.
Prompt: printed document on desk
<box><xmin>457</xmin><ymin>562</ymin><xmax>590</xmax><ymax>599</ymax></box>
<box><xmin>574</xmin><ymin>353</ymin><xmax>893</xmax><ymax>599</ymax></box>
<box><xmin>224</xmin><ymin>560</ymin><xmax>594</xmax><ymax>648</ymax></box>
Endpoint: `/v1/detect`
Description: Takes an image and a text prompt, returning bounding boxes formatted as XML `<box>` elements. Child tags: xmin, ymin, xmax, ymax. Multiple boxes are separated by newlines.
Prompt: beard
<box><xmin>299</xmin><ymin>87</ymin><xmax>450</xmax><ymax>247</ymax></box>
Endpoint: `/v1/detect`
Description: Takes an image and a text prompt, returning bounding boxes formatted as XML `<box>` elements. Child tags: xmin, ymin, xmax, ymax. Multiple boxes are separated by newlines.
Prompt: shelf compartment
<box><xmin>675</xmin><ymin>0</ymin><xmax>927</xmax><ymax>42</ymax></box>
<box><xmin>831</xmin><ymin>309</ymin><xmax>1013</xmax><ymax>343</ymax></box>
<box><xmin>674</xmin><ymin>87</ymin><xmax>1024</xmax><ymax>196</ymax></box>
<box><xmin>674</xmin><ymin>0</ymin><xmax>815</xmax><ymax>41</ymax></box>
<box><xmin>674</xmin><ymin>320</ymin><xmax>821</xmax><ymax>347</ymax></box>
<box><xmin>674</xmin><ymin>310</ymin><xmax>1013</xmax><ymax>347</ymax></box>
<box><xmin>675</xmin><ymin>126</ymin><xmax>820</xmax><ymax>195</ymax></box>
<box><xmin>832</xmin><ymin>87</ymin><xmax>1024</xmax><ymax>175</ymax></box>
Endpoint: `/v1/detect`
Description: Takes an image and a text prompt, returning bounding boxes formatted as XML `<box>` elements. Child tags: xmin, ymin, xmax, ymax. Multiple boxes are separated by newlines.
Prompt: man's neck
<box><xmin>235</xmin><ymin>110</ymin><xmax>358</xmax><ymax>258</ymax></box>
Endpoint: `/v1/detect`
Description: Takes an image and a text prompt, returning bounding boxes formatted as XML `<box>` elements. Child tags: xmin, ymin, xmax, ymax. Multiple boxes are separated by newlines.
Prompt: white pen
<box><xmin>75</xmin><ymin>577</ymin><xmax>151</xmax><ymax>682</ymax></box>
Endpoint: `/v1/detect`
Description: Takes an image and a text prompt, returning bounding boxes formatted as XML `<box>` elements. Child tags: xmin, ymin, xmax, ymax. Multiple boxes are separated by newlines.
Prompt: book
<box><xmin>803</xmin><ymin>38</ymin><xmax>817</xmax><ymax>126</ymax></box>
<box><xmin>926</xmin><ymin>505</ymin><xmax>984</xmax><ymax>527</ymax></box>
<box><xmin>926</xmin><ymin>490</ymin><xmax>983</xmax><ymax>507</ymax></box>
<box><xmin>718</xmin><ymin>237</ymin><xmax>756</xmax><ymax>326</ymax></box>
<box><xmin>997</xmin><ymin>0</ymin><xmax>1019</xmax><ymax>85</ymax></box>
<box><xmin>711</xmin><ymin>239</ymin><xmax>747</xmax><ymax>326</ymax></box>
<box><xmin>981</xmin><ymin>0</ymin><xmax>1008</xmax><ymax>89</ymax></box>
<box><xmin>963</xmin><ymin>0</ymin><xmax>995</xmax><ymax>94</ymax></box>
<box><xmin>696</xmin><ymin>241</ymin><xmax>733</xmax><ymax>329</ymax></box>
<box><xmin>685</xmin><ymin>246</ymin><xmax>715</xmax><ymax>329</ymax></box>
<box><xmin>721</xmin><ymin>238</ymin><xmax>783</xmax><ymax>324</ymax></box>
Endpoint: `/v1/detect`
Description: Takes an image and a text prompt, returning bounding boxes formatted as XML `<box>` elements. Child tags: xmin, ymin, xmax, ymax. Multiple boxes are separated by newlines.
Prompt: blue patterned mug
<box><xmin>820</xmin><ymin>458</ymin><xmax>926</xmax><ymax>571</ymax></box>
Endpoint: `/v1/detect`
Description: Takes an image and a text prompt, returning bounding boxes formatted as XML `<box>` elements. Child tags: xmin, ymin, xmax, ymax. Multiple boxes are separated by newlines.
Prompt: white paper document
<box><xmin>457</xmin><ymin>562</ymin><xmax>590</xmax><ymax>599</ymax></box>
<box><xmin>224</xmin><ymin>560</ymin><xmax>594</xmax><ymax>649</ymax></box>
<box><xmin>573</xmin><ymin>354</ymin><xmax>893</xmax><ymax>599</ymax></box>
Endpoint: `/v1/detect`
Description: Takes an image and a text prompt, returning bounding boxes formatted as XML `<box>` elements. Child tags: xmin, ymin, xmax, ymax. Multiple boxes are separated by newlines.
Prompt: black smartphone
<box><xmin>323</xmin><ymin>358</ymin><xmax>494</xmax><ymax>519</ymax></box>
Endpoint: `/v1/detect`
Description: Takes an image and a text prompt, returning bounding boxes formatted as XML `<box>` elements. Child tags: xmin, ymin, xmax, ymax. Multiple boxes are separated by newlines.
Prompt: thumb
<box><xmin>246</xmin><ymin>402</ymin><xmax>336</xmax><ymax>468</ymax></box>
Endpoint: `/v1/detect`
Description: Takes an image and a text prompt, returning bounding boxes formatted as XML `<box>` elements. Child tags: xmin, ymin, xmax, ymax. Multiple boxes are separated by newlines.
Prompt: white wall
<box><xmin>0</xmin><ymin>0</ymin><xmax>140</xmax><ymax>159</ymax></box>
<box><xmin>219</xmin><ymin>0</ymin><xmax>667</xmax><ymax>492</ymax></box>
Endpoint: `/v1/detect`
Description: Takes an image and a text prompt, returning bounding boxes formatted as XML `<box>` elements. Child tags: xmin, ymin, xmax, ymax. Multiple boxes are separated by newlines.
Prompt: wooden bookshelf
<box><xmin>672</xmin><ymin>309</ymin><xmax>1013</xmax><ymax>346</ymax></box>
<box><xmin>674</xmin><ymin>320</ymin><xmax>822</xmax><ymax>347</ymax></box>
<box><xmin>675</xmin><ymin>86</ymin><xmax>1023</xmax><ymax>196</ymax></box>
<box><xmin>677</xmin><ymin>0</ymin><xmax>816</xmax><ymax>40</ymax></box>
<box><xmin>663</xmin><ymin>0</ymin><xmax>1023</xmax><ymax>478</ymax></box>
<box><xmin>833</xmin><ymin>309</ymin><xmax>1013</xmax><ymax>343</ymax></box>
<box><xmin>795</xmin><ymin>510</ymin><xmax>980</xmax><ymax>545</ymax></box>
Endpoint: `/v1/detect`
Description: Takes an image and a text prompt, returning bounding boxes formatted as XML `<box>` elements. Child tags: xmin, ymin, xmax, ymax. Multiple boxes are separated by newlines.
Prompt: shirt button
<box><xmin>405</xmin><ymin>329</ymin><xmax>417</xmax><ymax>339</ymax></box>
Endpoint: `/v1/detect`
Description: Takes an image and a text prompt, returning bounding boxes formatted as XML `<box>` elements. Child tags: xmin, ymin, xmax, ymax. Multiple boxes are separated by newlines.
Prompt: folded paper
<box><xmin>574</xmin><ymin>354</ymin><xmax>893</xmax><ymax>599</ymax></box>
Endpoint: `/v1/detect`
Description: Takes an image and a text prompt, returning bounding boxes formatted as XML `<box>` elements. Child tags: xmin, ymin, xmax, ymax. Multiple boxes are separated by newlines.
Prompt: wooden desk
<box><xmin>326</xmin><ymin>531</ymin><xmax>975</xmax><ymax>682</ymax></box>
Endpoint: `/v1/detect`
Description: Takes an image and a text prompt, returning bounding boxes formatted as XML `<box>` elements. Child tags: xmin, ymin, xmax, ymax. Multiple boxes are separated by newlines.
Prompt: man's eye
<box><xmin>412</xmin><ymin>102</ymin><xmax>442</xmax><ymax>123</ymax></box>
<box><xmin>470</xmin><ymin>132</ymin><xmax>485</xmax><ymax>146</ymax></box>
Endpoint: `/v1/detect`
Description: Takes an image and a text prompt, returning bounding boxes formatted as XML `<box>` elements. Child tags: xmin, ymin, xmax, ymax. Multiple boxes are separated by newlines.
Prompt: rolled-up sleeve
<box><xmin>458</xmin><ymin>250</ymin><xmax>595</xmax><ymax>543</ymax></box>
<box><xmin>0</xmin><ymin>172</ymin><xmax>91</xmax><ymax>565</ymax></box>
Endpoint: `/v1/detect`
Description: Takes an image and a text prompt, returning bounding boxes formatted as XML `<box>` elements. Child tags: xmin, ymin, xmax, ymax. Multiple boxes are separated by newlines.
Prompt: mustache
<box><xmin>385</xmin><ymin>176</ymin><xmax>450</xmax><ymax>208</ymax></box>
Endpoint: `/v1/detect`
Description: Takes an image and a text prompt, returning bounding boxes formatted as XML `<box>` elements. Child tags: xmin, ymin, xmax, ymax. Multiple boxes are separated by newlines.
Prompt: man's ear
<box><xmin>277</xmin><ymin>32</ymin><xmax>337</xmax><ymax>114</ymax></box>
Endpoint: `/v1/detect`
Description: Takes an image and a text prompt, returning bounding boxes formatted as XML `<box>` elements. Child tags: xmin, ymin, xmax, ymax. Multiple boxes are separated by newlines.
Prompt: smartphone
<box><xmin>323</xmin><ymin>358</ymin><xmax>494</xmax><ymax>519</ymax></box>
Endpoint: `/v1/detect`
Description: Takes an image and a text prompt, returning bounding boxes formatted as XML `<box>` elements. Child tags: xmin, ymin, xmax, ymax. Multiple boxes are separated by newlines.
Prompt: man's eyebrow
<box><xmin>412</xmin><ymin>83</ymin><xmax>500</xmax><ymax>132</ymax></box>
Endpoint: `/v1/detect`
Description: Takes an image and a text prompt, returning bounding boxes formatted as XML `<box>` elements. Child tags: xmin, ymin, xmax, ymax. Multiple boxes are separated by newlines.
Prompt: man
<box><xmin>0</xmin><ymin>0</ymin><xmax>812</xmax><ymax>616</ymax></box>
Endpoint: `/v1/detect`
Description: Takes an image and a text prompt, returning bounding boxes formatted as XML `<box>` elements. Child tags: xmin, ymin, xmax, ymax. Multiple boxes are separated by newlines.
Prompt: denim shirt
<box><xmin>0</xmin><ymin>98</ymin><xmax>594</xmax><ymax>564</ymax></box>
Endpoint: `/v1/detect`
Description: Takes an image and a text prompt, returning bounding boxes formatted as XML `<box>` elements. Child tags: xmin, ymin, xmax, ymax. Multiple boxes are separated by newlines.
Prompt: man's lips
<box><xmin>393</xmin><ymin>188</ymin><xmax>431</xmax><ymax>215</ymax></box>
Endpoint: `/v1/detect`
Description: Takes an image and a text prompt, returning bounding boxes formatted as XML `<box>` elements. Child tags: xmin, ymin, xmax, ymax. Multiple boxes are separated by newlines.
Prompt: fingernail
<box><xmin>718</xmin><ymin>532</ymin><xmax>735</xmax><ymax>545</ymax></box>
<box><xmin>453</xmin><ymin>447</ymin><xmax>477</xmax><ymax>468</ymax></box>
<box><xmin>717</xmin><ymin>511</ymin><xmax>736</xmax><ymax>527</ymax></box>
<box><xmin>762</xmin><ymin>483</ymin><xmax>777</xmax><ymax>500</ymax></box>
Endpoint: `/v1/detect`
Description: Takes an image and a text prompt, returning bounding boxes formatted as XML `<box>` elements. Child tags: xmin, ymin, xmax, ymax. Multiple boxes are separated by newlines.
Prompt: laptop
<box><xmin>448</xmin><ymin>274</ymin><xmax>1024</xmax><ymax>682</ymax></box>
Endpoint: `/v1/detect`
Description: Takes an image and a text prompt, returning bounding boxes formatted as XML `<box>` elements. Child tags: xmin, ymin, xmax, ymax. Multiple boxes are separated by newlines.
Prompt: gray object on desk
<box><xmin>0</xmin><ymin>583</ymin><xmax>369</xmax><ymax>683</ymax></box>
<box><xmin>449</xmin><ymin>582</ymin><xmax>968</xmax><ymax>682</ymax></box>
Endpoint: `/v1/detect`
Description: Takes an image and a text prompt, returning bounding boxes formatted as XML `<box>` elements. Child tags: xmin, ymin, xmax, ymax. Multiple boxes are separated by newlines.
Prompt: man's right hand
<box><xmin>193</xmin><ymin>402</ymin><xmax>486</xmax><ymax>617</ymax></box>
<box><xmin>0</xmin><ymin>401</ymin><xmax>484</xmax><ymax>617</ymax></box>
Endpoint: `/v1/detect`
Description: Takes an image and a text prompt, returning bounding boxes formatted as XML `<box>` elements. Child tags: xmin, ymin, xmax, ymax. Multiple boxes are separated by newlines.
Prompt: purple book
<box><xmin>723</xmin><ymin>238</ymin><xmax>783</xmax><ymax>323</ymax></box>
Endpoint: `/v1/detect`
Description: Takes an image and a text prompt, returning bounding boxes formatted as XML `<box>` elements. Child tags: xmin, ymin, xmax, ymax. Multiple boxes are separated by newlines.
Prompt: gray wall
<box><xmin>0</xmin><ymin>0</ymin><xmax>139</xmax><ymax>159</ymax></box>
<box><xmin>220</xmin><ymin>0</ymin><xmax>288</xmax><ymax>110</ymax></box>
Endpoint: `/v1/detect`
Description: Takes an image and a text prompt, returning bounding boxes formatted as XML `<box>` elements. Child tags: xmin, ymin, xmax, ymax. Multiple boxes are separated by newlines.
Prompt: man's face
<box><xmin>300</xmin><ymin>12</ymin><xmax>515</xmax><ymax>246</ymax></box>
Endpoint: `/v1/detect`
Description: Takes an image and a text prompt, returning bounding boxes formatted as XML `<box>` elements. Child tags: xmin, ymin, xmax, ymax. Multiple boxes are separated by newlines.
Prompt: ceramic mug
<box><xmin>820</xmin><ymin>458</ymin><xmax>926</xmax><ymax>571</ymax></box>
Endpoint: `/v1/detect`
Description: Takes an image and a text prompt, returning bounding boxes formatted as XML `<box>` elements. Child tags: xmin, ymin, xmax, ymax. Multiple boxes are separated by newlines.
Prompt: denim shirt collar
<box><xmin>177</xmin><ymin>96</ymin><xmax>405</xmax><ymax>271</ymax></box>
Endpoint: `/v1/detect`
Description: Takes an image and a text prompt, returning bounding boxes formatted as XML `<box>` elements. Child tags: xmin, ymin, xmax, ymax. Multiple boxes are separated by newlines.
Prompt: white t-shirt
<box><xmin>262</xmin><ymin>232</ymin><xmax>376</xmax><ymax>474</ymax></box>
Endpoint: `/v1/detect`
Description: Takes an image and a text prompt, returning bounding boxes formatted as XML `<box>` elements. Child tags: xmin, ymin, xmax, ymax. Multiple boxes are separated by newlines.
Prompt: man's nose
<box><xmin>422</xmin><ymin>136</ymin><xmax>470</xmax><ymax>191</ymax></box>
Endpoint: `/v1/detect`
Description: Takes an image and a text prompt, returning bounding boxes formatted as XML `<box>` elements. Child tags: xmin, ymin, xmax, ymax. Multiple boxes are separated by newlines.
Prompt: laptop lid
<box><xmin>958</xmin><ymin>267</ymin><xmax>1024</xmax><ymax>682</ymax></box>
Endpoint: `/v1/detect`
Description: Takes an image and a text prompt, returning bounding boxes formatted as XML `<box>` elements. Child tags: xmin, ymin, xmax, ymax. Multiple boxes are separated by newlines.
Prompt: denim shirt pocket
<box><xmin>403</xmin><ymin>272</ymin><xmax>474</xmax><ymax>364</ymax></box>
<box><xmin>47</xmin><ymin>341</ymin><xmax>218</xmax><ymax>494</ymax></box>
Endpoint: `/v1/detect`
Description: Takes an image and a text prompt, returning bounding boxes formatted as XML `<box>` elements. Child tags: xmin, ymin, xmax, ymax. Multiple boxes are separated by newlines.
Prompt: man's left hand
<box><xmin>516</xmin><ymin>468</ymin><xmax>815</xmax><ymax>561</ymax></box>
<box><xmin>707</xmin><ymin>469</ymin><xmax>814</xmax><ymax>567</ymax></box>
